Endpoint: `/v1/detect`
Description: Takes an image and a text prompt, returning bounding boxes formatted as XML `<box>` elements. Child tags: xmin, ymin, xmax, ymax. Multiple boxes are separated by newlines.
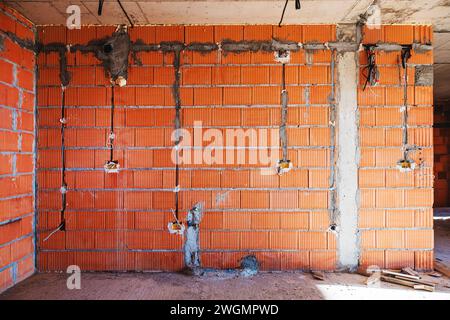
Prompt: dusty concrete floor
<box><xmin>1</xmin><ymin>271</ymin><xmax>449</xmax><ymax>300</ymax></box>
<box><xmin>1</xmin><ymin>216</ymin><xmax>449</xmax><ymax>300</ymax></box>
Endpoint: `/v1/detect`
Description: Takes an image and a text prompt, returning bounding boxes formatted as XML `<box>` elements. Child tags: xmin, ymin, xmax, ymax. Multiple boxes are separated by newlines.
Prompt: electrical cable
<box><xmin>117</xmin><ymin>0</ymin><xmax>134</xmax><ymax>27</ymax></box>
<box><xmin>44</xmin><ymin>86</ymin><xmax>67</xmax><ymax>241</ymax></box>
<box><xmin>109</xmin><ymin>84</ymin><xmax>115</xmax><ymax>162</ymax></box>
<box><xmin>363</xmin><ymin>46</ymin><xmax>380</xmax><ymax>91</ymax></box>
<box><xmin>401</xmin><ymin>47</ymin><xmax>411</xmax><ymax>160</ymax></box>
<box><xmin>280</xmin><ymin>63</ymin><xmax>288</xmax><ymax>162</ymax></box>
<box><xmin>278</xmin><ymin>0</ymin><xmax>289</xmax><ymax>27</ymax></box>
<box><xmin>278</xmin><ymin>0</ymin><xmax>301</xmax><ymax>27</ymax></box>
<box><xmin>98</xmin><ymin>0</ymin><xmax>104</xmax><ymax>15</ymax></box>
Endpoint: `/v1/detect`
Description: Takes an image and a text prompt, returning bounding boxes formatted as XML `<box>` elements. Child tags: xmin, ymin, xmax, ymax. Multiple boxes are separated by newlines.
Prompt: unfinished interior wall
<box><xmin>0</xmin><ymin>4</ymin><xmax>36</xmax><ymax>292</ymax></box>
<box><xmin>35</xmin><ymin>24</ymin><xmax>434</xmax><ymax>272</ymax></box>
<box><xmin>434</xmin><ymin>101</ymin><xmax>450</xmax><ymax>207</ymax></box>
<box><xmin>37</xmin><ymin>25</ymin><xmax>337</xmax><ymax>271</ymax></box>
<box><xmin>358</xmin><ymin>26</ymin><xmax>434</xmax><ymax>270</ymax></box>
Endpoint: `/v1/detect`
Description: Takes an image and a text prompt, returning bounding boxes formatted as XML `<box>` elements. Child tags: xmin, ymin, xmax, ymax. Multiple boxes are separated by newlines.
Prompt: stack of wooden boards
<box><xmin>363</xmin><ymin>267</ymin><xmax>438</xmax><ymax>292</ymax></box>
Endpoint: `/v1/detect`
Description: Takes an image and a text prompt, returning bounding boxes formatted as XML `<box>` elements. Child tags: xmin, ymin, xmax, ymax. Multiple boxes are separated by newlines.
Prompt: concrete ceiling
<box><xmin>5</xmin><ymin>0</ymin><xmax>450</xmax><ymax>103</ymax></box>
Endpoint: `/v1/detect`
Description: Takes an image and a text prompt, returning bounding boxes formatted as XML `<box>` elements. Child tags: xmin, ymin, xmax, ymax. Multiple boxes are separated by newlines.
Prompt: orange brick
<box><xmin>221</xmin><ymin>52</ymin><xmax>251</xmax><ymax>65</ymax></box>
<box><xmin>376</xmin><ymin>189</ymin><xmax>403</xmax><ymax>208</ymax></box>
<box><xmin>185</xmin><ymin>26</ymin><xmax>214</xmax><ymax>43</ymax></box>
<box><xmin>358</xmin><ymin>169</ymin><xmax>385</xmax><ymax>188</ymax></box>
<box><xmin>362</xmin><ymin>26</ymin><xmax>384</xmax><ymax>44</ymax></box>
<box><xmin>298</xmin><ymin>191</ymin><xmax>328</xmax><ymax>209</ymax></box>
<box><xmin>241</xmin><ymin>108</ymin><xmax>270</xmax><ymax>126</ymax></box>
<box><xmin>194</xmin><ymin>87</ymin><xmax>222</xmax><ymax>105</ymax></box>
<box><xmin>359</xmin><ymin>209</ymin><xmax>385</xmax><ymax>228</ymax></box>
<box><xmin>270</xmin><ymin>191</ymin><xmax>298</xmax><ymax>209</ymax></box>
<box><xmin>240</xmin><ymin>231</ymin><xmax>269</xmax><ymax>249</ymax></box>
<box><xmin>376</xmin><ymin>229</ymin><xmax>404</xmax><ymax>249</ymax></box>
<box><xmin>269</xmin><ymin>231</ymin><xmax>298</xmax><ymax>249</ymax></box>
<box><xmin>298</xmin><ymin>232</ymin><xmax>327</xmax><ymax>250</ymax></box>
<box><xmin>310</xmin><ymin>86</ymin><xmax>332</xmax><ymax>105</ymax></box>
<box><xmin>279</xmin><ymin>169</ymin><xmax>308</xmax><ymax>188</ymax></box>
<box><xmin>221</xmin><ymin>170</ymin><xmax>249</xmax><ymax>188</ymax></box>
<box><xmin>308</xmin><ymin>169</ymin><xmax>330</xmax><ymax>188</ymax></box>
<box><xmin>303</xmin><ymin>25</ymin><xmax>336</xmax><ymax>43</ymax></box>
<box><xmin>414</xmin><ymin>250</ymin><xmax>433</xmax><ymax>271</ymax></box>
<box><xmin>359</xmin><ymin>250</ymin><xmax>385</xmax><ymax>269</ymax></box>
<box><xmin>243</xmin><ymin>25</ymin><xmax>272</xmax><ymax>41</ymax></box>
<box><xmin>404</xmin><ymin>189</ymin><xmax>433</xmax><ymax>207</ymax></box>
<box><xmin>155</xmin><ymin>26</ymin><xmax>184</xmax><ymax>42</ymax></box>
<box><xmin>376</xmin><ymin>108</ymin><xmax>402</xmax><ymax>126</ymax></box>
<box><xmin>210</xmin><ymin>231</ymin><xmax>240</xmax><ymax>250</ymax></box>
<box><xmin>384</xmin><ymin>25</ymin><xmax>414</xmax><ymax>44</ymax></box>
<box><xmin>241</xmin><ymin>66</ymin><xmax>270</xmax><ymax>84</ymax></box>
<box><xmin>385</xmin><ymin>250</ymin><xmax>414</xmax><ymax>269</ymax></box>
<box><xmin>375</xmin><ymin>148</ymin><xmax>403</xmax><ymax>167</ymax></box>
<box><xmin>212</xmin><ymin>66</ymin><xmax>241</xmax><ymax>85</ymax></box>
<box><xmin>241</xmin><ymin>190</ymin><xmax>269</xmax><ymax>209</ymax></box>
<box><xmin>280</xmin><ymin>212</ymin><xmax>309</xmax><ymax>230</ymax></box>
<box><xmin>273</xmin><ymin>25</ymin><xmax>302</xmax><ymax>42</ymax></box>
<box><xmin>182</xmin><ymin>67</ymin><xmax>212</xmax><ymax>85</ymax></box>
<box><xmin>310</xmin><ymin>251</ymin><xmax>336</xmax><ymax>271</ymax></box>
<box><xmin>251</xmin><ymin>212</ymin><xmax>280</xmax><ymax>229</ymax></box>
<box><xmin>223</xmin><ymin>87</ymin><xmax>251</xmax><ymax>105</ymax></box>
<box><xmin>280</xmin><ymin>251</ymin><xmax>309</xmax><ymax>270</ymax></box>
<box><xmin>214</xmin><ymin>25</ymin><xmax>244</xmax><ymax>42</ymax></box>
<box><xmin>360</xmin><ymin>230</ymin><xmax>377</xmax><ymax>249</ymax></box>
<box><xmin>252</xmin><ymin>86</ymin><xmax>280</xmax><ymax>105</ymax></box>
<box><xmin>299</xmin><ymin>66</ymin><xmax>329</xmax><ymax>84</ymax></box>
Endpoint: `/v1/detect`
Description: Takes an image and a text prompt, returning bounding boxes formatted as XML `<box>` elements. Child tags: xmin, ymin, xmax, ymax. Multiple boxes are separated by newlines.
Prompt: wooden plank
<box><xmin>393</xmin><ymin>275</ymin><xmax>436</xmax><ymax>286</ymax></box>
<box><xmin>381</xmin><ymin>275</ymin><xmax>416</xmax><ymax>288</ymax></box>
<box><xmin>382</xmin><ymin>269</ymin><xmax>421</xmax><ymax>280</ymax></box>
<box><xmin>413</xmin><ymin>284</ymin><xmax>435</xmax><ymax>292</ymax></box>
<box><xmin>312</xmin><ymin>271</ymin><xmax>325</xmax><ymax>280</ymax></box>
<box><xmin>434</xmin><ymin>260</ymin><xmax>450</xmax><ymax>278</ymax></box>
<box><xmin>402</xmin><ymin>267</ymin><xmax>420</xmax><ymax>277</ymax></box>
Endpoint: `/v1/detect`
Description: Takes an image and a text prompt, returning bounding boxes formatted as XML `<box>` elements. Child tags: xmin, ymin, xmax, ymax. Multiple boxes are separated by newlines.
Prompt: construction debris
<box><xmin>428</xmin><ymin>271</ymin><xmax>442</xmax><ymax>278</ymax></box>
<box><xmin>312</xmin><ymin>271</ymin><xmax>325</xmax><ymax>281</ymax></box>
<box><xmin>401</xmin><ymin>267</ymin><xmax>420</xmax><ymax>277</ymax></box>
<box><xmin>361</xmin><ymin>267</ymin><xmax>437</xmax><ymax>292</ymax></box>
<box><xmin>434</xmin><ymin>260</ymin><xmax>450</xmax><ymax>278</ymax></box>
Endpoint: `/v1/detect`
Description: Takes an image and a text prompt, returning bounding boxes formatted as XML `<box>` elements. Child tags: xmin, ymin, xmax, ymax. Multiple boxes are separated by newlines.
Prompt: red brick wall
<box><xmin>0</xmin><ymin>4</ymin><xmax>36</xmax><ymax>292</ymax></box>
<box><xmin>434</xmin><ymin>102</ymin><xmax>450</xmax><ymax>207</ymax></box>
<box><xmin>36</xmin><ymin>24</ymin><xmax>434</xmax><ymax>272</ymax></box>
<box><xmin>358</xmin><ymin>26</ymin><xmax>434</xmax><ymax>270</ymax></box>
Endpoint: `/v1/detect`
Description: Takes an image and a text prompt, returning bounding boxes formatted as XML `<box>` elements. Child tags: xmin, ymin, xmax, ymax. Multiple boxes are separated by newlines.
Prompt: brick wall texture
<box><xmin>359</xmin><ymin>26</ymin><xmax>434</xmax><ymax>270</ymax></box>
<box><xmin>0</xmin><ymin>4</ymin><xmax>36</xmax><ymax>292</ymax></box>
<box><xmin>34</xmin><ymin>24</ymin><xmax>435</xmax><ymax>272</ymax></box>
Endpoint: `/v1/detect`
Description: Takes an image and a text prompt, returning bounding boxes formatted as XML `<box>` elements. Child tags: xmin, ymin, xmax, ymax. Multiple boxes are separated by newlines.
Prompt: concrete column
<box><xmin>336</xmin><ymin>51</ymin><xmax>359</xmax><ymax>270</ymax></box>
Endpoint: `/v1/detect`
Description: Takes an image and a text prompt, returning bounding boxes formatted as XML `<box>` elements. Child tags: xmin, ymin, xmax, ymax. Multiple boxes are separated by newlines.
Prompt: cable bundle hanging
<box><xmin>277</xmin><ymin>60</ymin><xmax>292</xmax><ymax>175</ymax></box>
<box><xmin>397</xmin><ymin>46</ymin><xmax>415</xmax><ymax>172</ymax></box>
<box><xmin>104</xmin><ymin>84</ymin><xmax>120</xmax><ymax>173</ymax></box>
<box><xmin>43</xmin><ymin>86</ymin><xmax>67</xmax><ymax>241</ymax></box>
<box><xmin>168</xmin><ymin>50</ymin><xmax>185</xmax><ymax>235</ymax></box>
<box><xmin>362</xmin><ymin>46</ymin><xmax>380</xmax><ymax>90</ymax></box>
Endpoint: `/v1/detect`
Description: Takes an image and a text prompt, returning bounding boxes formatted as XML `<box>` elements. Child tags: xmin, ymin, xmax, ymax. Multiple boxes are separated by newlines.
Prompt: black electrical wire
<box><xmin>363</xmin><ymin>46</ymin><xmax>380</xmax><ymax>91</ymax></box>
<box><xmin>278</xmin><ymin>0</ymin><xmax>289</xmax><ymax>27</ymax></box>
<box><xmin>401</xmin><ymin>47</ymin><xmax>411</xmax><ymax>159</ymax></box>
<box><xmin>117</xmin><ymin>0</ymin><xmax>134</xmax><ymax>27</ymax></box>
<box><xmin>98</xmin><ymin>0</ymin><xmax>104</xmax><ymax>15</ymax></box>
<box><xmin>279</xmin><ymin>0</ymin><xmax>301</xmax><ymax>27</ymax></box>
